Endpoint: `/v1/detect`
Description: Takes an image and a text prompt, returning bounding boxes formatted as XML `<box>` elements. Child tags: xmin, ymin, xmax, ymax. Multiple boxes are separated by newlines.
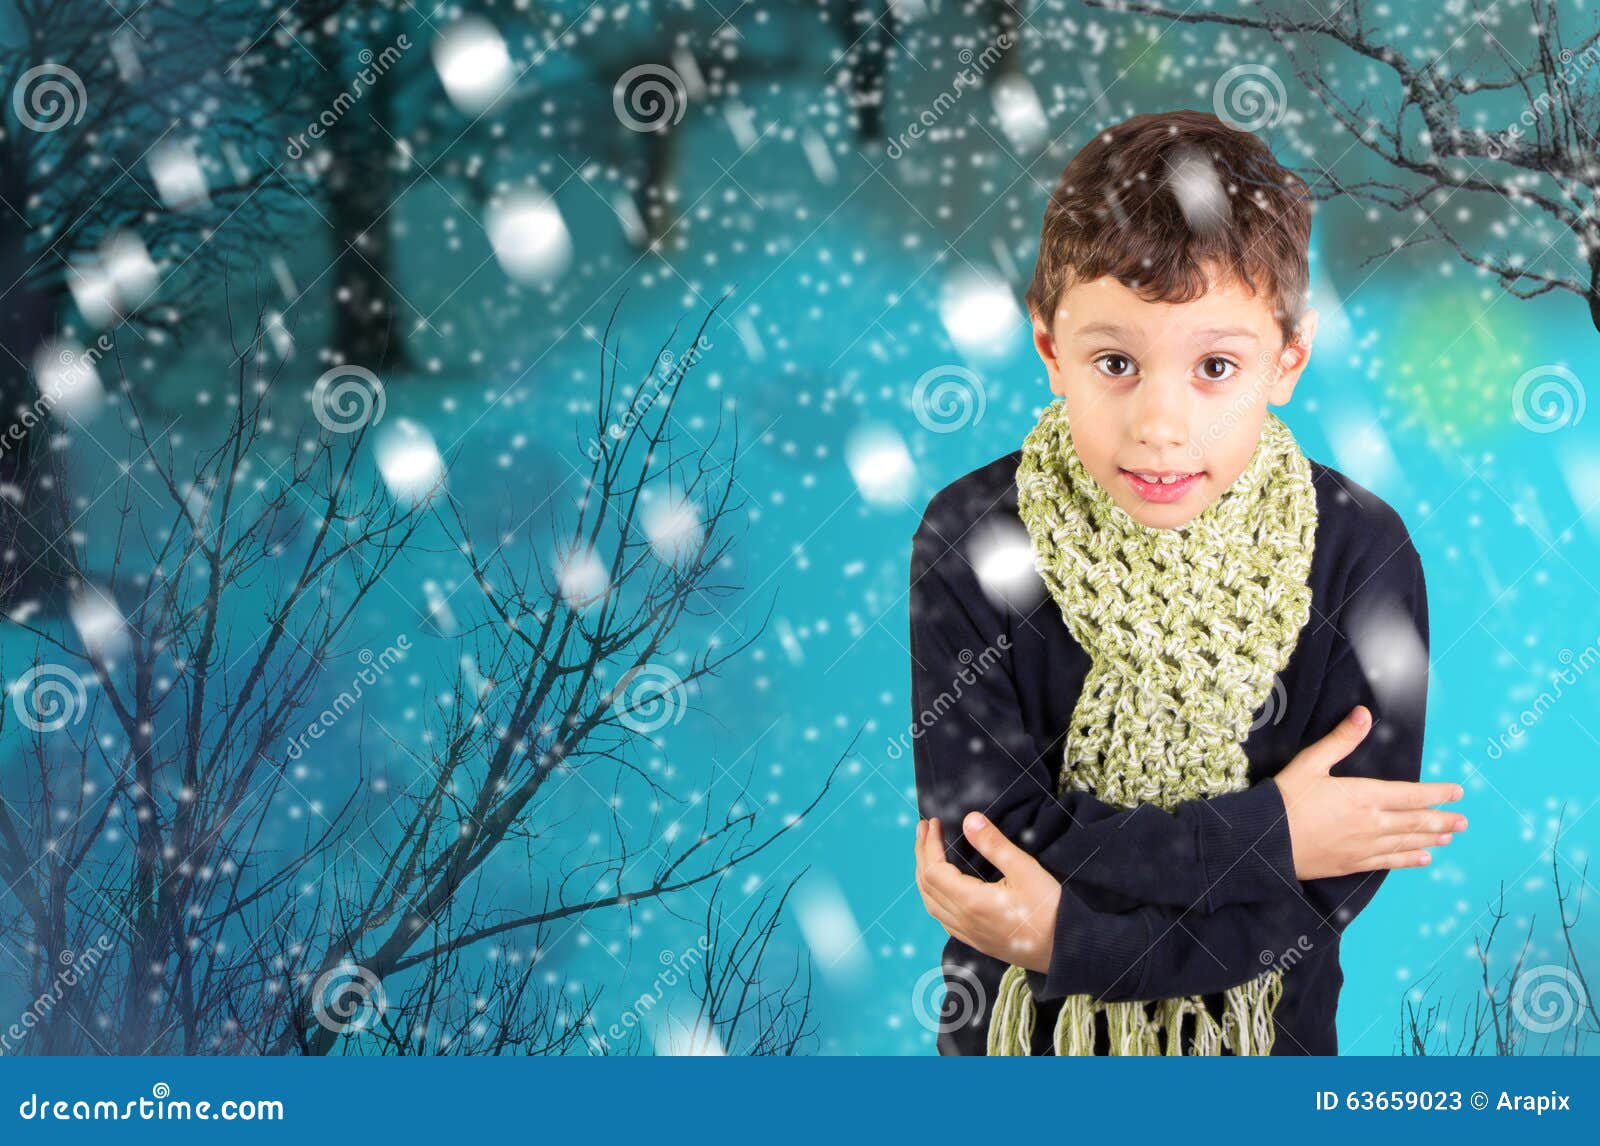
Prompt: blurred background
<box><xmin>0</xmin><ymin>0</ymin><xmax>1596</xmax><ymax>1056</ymax></box>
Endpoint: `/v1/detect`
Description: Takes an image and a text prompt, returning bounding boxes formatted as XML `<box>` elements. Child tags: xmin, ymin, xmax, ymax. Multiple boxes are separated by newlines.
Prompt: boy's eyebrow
<box><xmin>1069</xmin><ymin>321</ymin><xmax>1260</xmax><ymax>343</ymax></box>
<box><xmin>1188</xmin><ymin>325</ymin><xmax>1260</xmax><ymax>343</ymax></box>
<box><xmin>1069</xmin><ymin>321</ymin><xmax>1138</xmax><ymax>341</ymax></box>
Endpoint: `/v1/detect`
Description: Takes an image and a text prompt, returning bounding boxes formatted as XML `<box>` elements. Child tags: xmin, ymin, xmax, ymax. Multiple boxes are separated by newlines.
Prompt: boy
<box><xmin>908</xmin><ymin>109</ymin><xmax>1463</xmax><ymax>1055</ymax></box>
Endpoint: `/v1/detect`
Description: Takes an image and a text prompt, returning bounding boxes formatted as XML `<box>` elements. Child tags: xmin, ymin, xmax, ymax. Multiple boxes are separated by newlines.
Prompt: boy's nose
<box><xmin>1131</xmin><ymin>380</ymin><xmax>1192</xmax><ymax>453</ymax></box>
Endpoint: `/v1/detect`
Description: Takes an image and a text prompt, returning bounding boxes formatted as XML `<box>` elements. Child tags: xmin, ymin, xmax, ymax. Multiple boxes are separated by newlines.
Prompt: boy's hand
<box><xmin>1273</xmin><ymin>704</ymin><xmax>1467</xmax><ymax>881</ymax></box>
<box><xmin>913</xmin><ymin>813</ymin><xmax>1060</xmax><ymax>972</ymax></box>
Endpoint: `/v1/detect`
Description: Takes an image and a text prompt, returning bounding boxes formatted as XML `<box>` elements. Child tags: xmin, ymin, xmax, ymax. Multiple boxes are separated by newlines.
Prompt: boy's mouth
<box><xmin>1120</xmin><ymin>468</ymin><xmax>1204</xmax><ymax>503</ymax></box>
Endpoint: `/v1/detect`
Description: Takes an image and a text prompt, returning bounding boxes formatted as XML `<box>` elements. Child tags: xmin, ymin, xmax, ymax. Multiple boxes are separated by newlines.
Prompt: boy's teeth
<box><xmin>1133</xmin><ymin>471</ymin><xmax>1191</xmax><ymax>484</ymax></box>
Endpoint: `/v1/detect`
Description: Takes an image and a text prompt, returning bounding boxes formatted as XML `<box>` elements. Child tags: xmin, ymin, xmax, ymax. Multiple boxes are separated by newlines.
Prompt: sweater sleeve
<box><xmin>909</xmin><ymin>493</ymin><xmax>1299</xmax><ymax>915</ymax></box>
<box><xmin>1030</xmin><ymin>530</ymin><xmax>1430</xmax><ymax>1003</ymax></box>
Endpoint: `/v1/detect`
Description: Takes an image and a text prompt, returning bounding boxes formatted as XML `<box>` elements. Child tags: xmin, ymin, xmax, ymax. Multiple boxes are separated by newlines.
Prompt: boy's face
<box><xmin>1031</xmin><ymin>265</ymin><xmax>1317</xmax><ymax>530</ymax></box>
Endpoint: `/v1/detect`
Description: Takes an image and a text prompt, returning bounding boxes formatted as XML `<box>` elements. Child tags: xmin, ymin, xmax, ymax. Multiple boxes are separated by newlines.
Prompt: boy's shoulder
<box><xmin>1306</xmin><ymin>457</ymin><xmax>1422</xmax><ymax>576</ymax></box>
<box><xmin>915</xmin><ymin>451</ymin><xmax>1417</xmax><ymax>569</ymax></box>
<box><xmin>912</xmin><ymin>450</ymin><xmax>1024</xmax><ymax>544</ymax></box>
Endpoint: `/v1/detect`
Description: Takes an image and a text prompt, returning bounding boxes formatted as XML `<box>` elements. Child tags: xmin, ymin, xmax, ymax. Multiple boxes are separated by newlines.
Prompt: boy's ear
<box><xmin>1267</xmin><ymin>308</ymin><xmax>1317</xmax><ymax>405</ymax></box>
<box><xmin>1031</xmin><ymin>308</ymin><xmax>1066</xmax><ymax>397</ymax></box>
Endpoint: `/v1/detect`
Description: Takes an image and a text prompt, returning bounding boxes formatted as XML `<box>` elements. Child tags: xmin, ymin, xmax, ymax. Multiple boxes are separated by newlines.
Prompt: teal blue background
<box><xmin>2</xmin><ymin>1</ymin><xmax>1596</xmax><ymax>1056</ymax></box>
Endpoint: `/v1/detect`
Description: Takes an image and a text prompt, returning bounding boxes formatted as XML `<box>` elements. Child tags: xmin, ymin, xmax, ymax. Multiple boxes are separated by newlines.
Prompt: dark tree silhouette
<box><xmin>230</xmin><ymin>0</ymin><xmax>422</xmax><ymax>372</ymax></box>
<box><xmin>0</xmin><ymin>296</ymin><xmax>839</xmax><ymax>1054</ymax></box>
<box><xmin>312</xmin><ymin>10</ymin><xmax>415</xmax><ymax>373</ymax></box>
<box><xmin>1085</xmin><ymin>0</ymin><xmax>1600</xmax><ymax>329</ymax></box>
<box><xmin>1398</xmin><ymin>812</ymin><xmax>1597</xmax><ymax>1055</ymax></box>
<box><xmin>981</xmin><ymin>1</ymin><xmax>1024</xmax><ymax>83</ymax></box>
<box><xmin>588</xmin><ymin>875</ymin><xmax>817</xmax><ymax>1056</ymax></box>
<box><xmin>0</xmin><ymin>0</ymin><xmax>295</xmax><ymax>608</ymax></box>
<box><xmin>825</xmin><ymin>0</ymin><xmax>901</xmax><ymax>142</ymax></box>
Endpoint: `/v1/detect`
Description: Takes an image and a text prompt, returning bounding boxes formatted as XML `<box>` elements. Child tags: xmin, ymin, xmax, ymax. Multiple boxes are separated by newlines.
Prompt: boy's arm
<box><xmin>909</xmin><ymin>502</ymin><xmax>1298</xmax><ymax>916</ymax></box>
<box><xmin>1030</xmin><ymin>536</ymin><xmax>1430</xmax><ymax>1003</ymax></box>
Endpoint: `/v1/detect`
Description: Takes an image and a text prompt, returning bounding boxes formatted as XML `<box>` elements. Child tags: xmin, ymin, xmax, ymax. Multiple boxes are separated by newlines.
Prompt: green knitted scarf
<box><xmin>987</xmin><ymin>397</ymin><xmax>1318</xmax><ymax>1056</ymax></box>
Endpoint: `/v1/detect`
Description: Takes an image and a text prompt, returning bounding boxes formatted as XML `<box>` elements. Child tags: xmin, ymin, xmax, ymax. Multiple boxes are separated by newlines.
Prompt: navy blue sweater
<box><xmin>909</xmin><ymin>449</ymin><xmax>1430</xmax><ymax>1055</ymax></box>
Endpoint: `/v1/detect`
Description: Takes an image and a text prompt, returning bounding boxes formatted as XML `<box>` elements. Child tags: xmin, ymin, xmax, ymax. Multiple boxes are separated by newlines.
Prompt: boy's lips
<box><xmin>1121</xmin><ymin>468</ymin><xmax>1204</xmax><ymax>503</ymax></box>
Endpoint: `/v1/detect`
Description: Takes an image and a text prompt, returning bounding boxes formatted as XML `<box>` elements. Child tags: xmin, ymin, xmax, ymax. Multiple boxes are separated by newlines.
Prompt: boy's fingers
<box><xmin>915</xmin><ymin>820</ymin><xmax>943</xmax><ymax>892</ymax></box>
<box><xmin>913</xmin><ymin>836</ymin><xmax>945</xmax><ymax>909</ymax></box>
<box><xmin>924</xmin><ymin>817</ymin><xmax>985</xmax><ymax>908</ymax></box>
<box><xmin>1384</xmin><ymin>809</ymin><xmax>1465</xmax><ymax>836</ymax></box>
<box><xmin>916</xmin><ymin>818</ymin><xmax>943</xmax><ymax>881</ymax></box>
<box><xmin>917</xmin><ymin>815</ymin><xmax>1011</xmax><ymax>924</ymax></box>
<box><xmin>921</xmin><ymin>867</ymin><xmax>978</xmax><ymax>937</ymax></box>
<box><xmin>922</xmin><ymin>874</ymin><xmax>968</xmax><ymax>927</ymax></box>
<box><xmin>1362</xmin><ymin>848</ymin><xmax>1432</xmax><ymax>870</ymax></box>
<box><xmin>962</xmin><ymin>811</ymin><xmax>1027</xmax><ymax>877</ymax></box>
<box><xmin>1377</xmin><ymin>780</ymin><xmax>1466</xmax><ymax>810</ymax></box>
<box><xmin>919</xmin><ymin>816</ymin><xmax>947</xmax><ymax>874</ymax></box>
<box><xmin>922</xmin><ymin>852</ymin><xmax>985</xmax><ymax>913</ymax></box>
<box><xmin>916</xmin><ymin>853</ymin><xmax>941</xmax><ymax>917</ymax></box>
<box><xmin>1370</xmin><ymin>830</ymin><xmax>1453</xmax><ymax>855</ymax></box>
<box><xmin>925</xmin><ymin>853</ymin><xmax>996</xmax><ymax>923</ymax></box>
<box><xmin>1296</xmin><ymin>706</ymin><xmax>1373</xmax><ymax>774</ymax></box>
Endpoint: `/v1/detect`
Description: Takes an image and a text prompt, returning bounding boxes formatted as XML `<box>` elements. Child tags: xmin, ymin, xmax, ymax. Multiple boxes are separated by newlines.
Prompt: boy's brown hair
<box><xmin>1025</xmin><ymin>109</ymin><xmax>1314</xmax><ymax>349</ymax></box>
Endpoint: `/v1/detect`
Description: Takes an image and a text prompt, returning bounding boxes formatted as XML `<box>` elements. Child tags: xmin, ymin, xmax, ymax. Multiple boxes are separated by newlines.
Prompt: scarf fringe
<box><xmin>985</xmin><ymin>963</ymin><xmax>1283</xmax><ymax>1056</ymax></box>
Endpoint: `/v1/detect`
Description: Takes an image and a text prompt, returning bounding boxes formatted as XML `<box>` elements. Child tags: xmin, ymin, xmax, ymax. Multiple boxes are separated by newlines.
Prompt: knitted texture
<box><xmin>987</xmin><ymin>397</ymin><xmax>1318</xmax><ymax>1056</ymax></box>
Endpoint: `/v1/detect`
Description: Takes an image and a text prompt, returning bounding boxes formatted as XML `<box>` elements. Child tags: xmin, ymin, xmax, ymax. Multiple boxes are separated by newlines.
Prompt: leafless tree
<box><xmin>1084</xmin><ymin>0</ymin><xmax>1600</xmax><ymax>329</ymax></box>
<box><xmin>677</xmin><ymin>874</ymin><xmax>817</xmax><ymax>1055</ymax></box>
<box><xmin>227</xmin><ymin>0</ymin><xmax>432</xmax><ymax>372</ymax></box>
<box><xmin>824</xmin><ymin>0</ymin><xmax>901</xmax><ymax>143</ymax></box>
<box><xmin>587</xmin><ymin>874</ymin><xmax>818</xmax><ymax>1057</ymax></box>
<box><xmin>1399</xmin><ymin>810</ymin><xmax>1598</xmax><ymax>1055</ymax></box>
<box><xmin>0</xmin><ymin>0</ymin><xmax>300</xmax><ymax>605</ymax></box>
<box><xmin>0</xmin><ymin>293</ymin><xmax>838</xmax><ymax>1055</ymax></box>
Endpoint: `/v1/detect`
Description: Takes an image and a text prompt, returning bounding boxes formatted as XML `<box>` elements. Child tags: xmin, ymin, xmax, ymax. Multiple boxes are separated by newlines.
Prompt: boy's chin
<box><xmin>1124</xmin><ymin>503</ymin><xmax>1208</xmax><ymax>530</ymax></box>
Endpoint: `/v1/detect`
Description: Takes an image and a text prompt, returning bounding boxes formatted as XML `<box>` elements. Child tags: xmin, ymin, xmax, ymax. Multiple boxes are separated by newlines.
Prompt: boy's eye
<box><xmin>1093</xmin><ymin>353</ymin><xmax>1136</xmax><ymax>378</ymax></box>
<box><xmin>1199</xmin><ymin>356</ymin><xmax>1237</xmax><ymax>383</ymax></box>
